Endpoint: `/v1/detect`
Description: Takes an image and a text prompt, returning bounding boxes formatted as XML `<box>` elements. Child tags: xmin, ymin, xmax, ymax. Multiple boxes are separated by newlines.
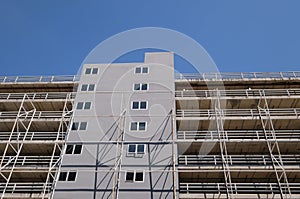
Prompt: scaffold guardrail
<box><xmin>0</xmin><ymin>132</ymin><xmax>66</xmax><ymax>141</ymax></box>
<box><xmin>178</xmin><ymin>154</ymin><xmax>300</xmax><ymax>167</ymax></box>
<box><xmin>0</xmin><ymin>92</ymin><xmax>76</xmax><ymax>100</ymax></box>
<box><xmin>0</xmin><ymin>111</ymin><xmax>72</xmax><ymax>120</ymax></box>
<box><xmin>175</xmin><ymin>71</ymin><xmax>300</xmax><ymax>80</ymax></box>
<box><xmin>177</xmin><ymin>130</ymin><xmax>300</xmax><ymax>141</ymax></box>
<box><xmin>179</xmin><ymin>183</ymin><xmax>300</xmax><ymax>194</ymax></box>
<box><xmin>0</xmin><ymin>182</ymin><xmax>52</xmax><ymax>193</ymax></box>
<box><xmin>0</xmin><ymin>156</ymin><xmax>60</xmax><ymax>167</ymax></box>
<box><xmin>175</xmin><ymin>88</ymin><xmax>300</xmax><ymax>98</ymax></box>
<box><xmin>0</xmin><ymin>75</ymin><xmax>80</xmax><ymax>83</ymax></box>
<box><xmin>176</xmin><ymin>108</ymin><xmax>300</xmax><ymax>118</ymax></box>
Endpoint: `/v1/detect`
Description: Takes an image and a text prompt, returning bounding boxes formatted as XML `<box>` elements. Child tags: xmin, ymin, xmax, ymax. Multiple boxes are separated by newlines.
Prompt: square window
<box><xmin>66</xmin><ymin>145</ymin><xmax>74</xmax><ymax>154</ymax></box>
<box><xmin>142</xmin><ymin>67</ymin><xmax>148</xmax><ymax>74</ymax></box>
<box><xmin>135</xmin><ymin>67</ymin><xmax>141</xmax><ymax>74</ymax></box>
<box><xmin>137</xmin><ymin>144</ymin><xmax>145</xmax><ymax>154</ymax></box>
<box><xmin>141</xmin><ymin>84</ymin><xmax>148</xmax><ymax>90</ymax></box>
<box><xmin>92</xmin><ymin>68</ymin><xmax>98</xmax><ymax>74</ymax></box>
<box><xmin>71</xmin><ymin>122</ymin><xmax>79</xmax><ymax>130</ymax></box>
<box><xmin>79</xmin><ymin>122</ymin><xmax>87</xmax><ymax>130</ymax></box>
<box><xmin>134</xmin><ymin>84</ymin><xmax>140</xmax><ymax>91</ymax></box>
<box><xmin>130</xmin><ymin>122</ymin><xmax>138</xmax><ymax>131</ymax></box>
<box><xmin>81</xmin><ymin>84</ymin><xmax>88</xmax><ymax>91</ymax></box>
<box><xmin>84</xmin><ymin>102</ymin><xmax>91</xmax><ymax>109</ymax></box>
<box><xmin>125</xmin><ymin>172</ymin><xmax>134</xmax><ymax>182</ymax></box>
<box><xmin>85</xmin><ymin>68</ymin><xmax>91</xmax><ymax>75</ymax></box>
<box><xmin>140</xmin><ymin>101</ymin><xmax>147</xmax><ymax>109</ymax></box>
<box><xmin>135</xmin><ymin>172</ymin><xmax>144</xmax><ymax>182</ymax></box>
<box><xmin>128</xmin><ymin>144</ymin><xmax>136</xmax><ymax>153</ymax></box>
<box><xmin>88</xmin><ymin>84</ymin><xmax>95</xmax><ymax>91</ymax></box>
<box><xmin>74</xmin><ymin>145</ymin><xmax>82</xmax><ymax>154</ymax></box>
<box><xmin>67</xmin><ymin>171</ymin><xmax>77</xmax><ymax>181</ymax></box>
<box><xmin>139</xmin><ymin>122</ymin><xmax>146</xmax><ymax>131</ymax></box>
<box><xmin>58</xmin><ymin>172</ymin><xmax>67</xmax><ymax>181</ymax></box>
<box><xmin>76</xmin><ymin>102</ymin><xmax>84</xmax><ymax>110</ymax></box>
<box><xmin>132</xmin><ymin>101</ymin><xmax>139</xmax><ymax>109</ymax></box>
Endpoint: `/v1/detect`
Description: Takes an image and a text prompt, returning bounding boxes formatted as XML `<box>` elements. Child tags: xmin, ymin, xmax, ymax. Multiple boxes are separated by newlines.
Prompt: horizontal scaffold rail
<box><xmin>0</xmin><ymin>75</ymin><xmax>79</xmax><ymax>83</ymax></box>
<box><xmin>178</xmin><ymin>154</ymin><xmax>300</xmax><ymax>167</ymax></box>
<box><xmin>0</xmin><ymin>111</ymin><xmax>72</xmax><ymax>120</ymax></box>
<box><xmin>0</xmin><ymin>182</ymin><xmax>52</xmax><ymax>193</ymax></box>
<box><xmin>0</xmin><ymin>156</ymin><xmax>59</xmax><ymax>168</ymax></box>
<box><xmin>177</xmin><ymin>130</ymin><xmax>300</xmax><ymax>141</ymax></box>
<box><xmin>0</xmin><ymin>132</ymin><xmax>66</xmax><ymax>141</ymax></box>
<box><xmin>175</xmin><ymin>71</ymin><xmax>300</xmax><ymax>81</ymax></box>
<box><xmin>175</xmin><ymin>88</ymin><xmax>300</xmax><ymax>98</ymax></box>
<box><xmin>0</xmin><ymin>92</ymin><xmax>76</xmax><ymax>101</ymax></box>
<box><xmin>176</xmin><ymin>108</ymin><xmax>300</xmax><ymax>120</ymax></box>
<box><xmin>179</xmin><ymin>182</ymin><xmax>300</xmax><ymax>194</ymax></box>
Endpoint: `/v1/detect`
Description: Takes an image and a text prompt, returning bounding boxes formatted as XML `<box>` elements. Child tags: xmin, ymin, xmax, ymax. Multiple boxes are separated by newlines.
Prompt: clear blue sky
<box><xmin>0</xmin><ymin>0</ymin><xmax>299</xmax><ymax>75</ymax></box>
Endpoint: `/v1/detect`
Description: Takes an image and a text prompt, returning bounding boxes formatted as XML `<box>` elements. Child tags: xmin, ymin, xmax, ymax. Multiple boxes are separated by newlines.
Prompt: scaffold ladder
<box><xmin>214</xmin><ymin>89</ymin><xmax>234</xmax><ymax>199</ymax></box>
<box><xmin>111</xmin><ymin>110</ymin><xmax>126</xmax><ymax>199</ymax></box>
<box><xmin>43</xmin><ymin>93</ymin><xmax>73</xmax><ymax>199</ymax></box>
<box><xmin>258</xmin><ymin>90</ymin><xmax>291</xmax><ymax>199</ymax></box>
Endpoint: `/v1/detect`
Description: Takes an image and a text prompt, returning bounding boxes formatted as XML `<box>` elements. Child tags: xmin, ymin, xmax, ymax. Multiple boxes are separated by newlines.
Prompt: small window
<box><xmin>135</xmin><ymin>172</ymin><xmax>144</xmax><ymax>182</ymax></box>
<box><xmin>130</xmin><ymin>122</ymin><xmax>147</xmax><ymax>131</ymax></box>
<box><xmin>74</xmin><ymin>145</ymin><xmax>82</xmax><ymax>154</ymax></box>
<box><xmin>67</xmin><ymin>172</ymin><xmax>77</xmax><ymax>181</ymax></box>
<box><xmin>79</xmin><ymin>122</ymin><xmax>87</xmax><ymax>130</ymax></box>
<box><xmin>66</xmin><ymin>144</ymin><xmax>82</xmax><ymax>155</ymax></box>
<box><xmin>66</xmin><ymin>145</ymin><xmax>74</xmax><ymax>154</ymax></box>
<box><xmin>125</xmin><ymin>171</ymin><xmax>134</xmax><ymax>182</ymax></box>
<box><xmin>139</xmin><ymin>122</ymin><xmax>146</xmax><ymax>131</ymax></box>
<box><xmin>76</xmin><ymin>102</ymin><xmax>91</xmax><ymax>110</ymax></box>
<box><xmin>128</xmin><ymin>144</ymin><xmax>136</xmax><ymax>153</ymax></box>
<box><xmin>71</xmin><ymin>122</ymin><xmax>79</xmax><ymax>130</ymax></box>
<box><xmin>132</xmin><ymin>102</ymin><xmax>139</xmax><ymax>109</ymax></box>
<box><xmin>85</xmin><ymin>68</ymin><xmax>92</xmax><ymax>75</ymax></box>
<box><xmin>130</xmin><ymin>122</ymin><xmax>138</xmax><ymax>131</ymax></box>
<box><xmin>92</xmin><ymin>68</ymin><xmax>98</xmax><ymax>74</ymax></box>
<box><xmin>135</xmin><ymin>67</ymin><xmax>141</xmax><ymax>74</ymax></box>
<box><xmin>131</xmin><ymin>101</ymin><xmax>147</xmax><ymax>110</ymax></box>
<box><xmin>84</xmin><ymin>102</ymin><xmax>91</xmax><ymax>110</ymax></box>
<box><xmin>76</xmin><ymin>102</ymin><xmax>84</xmax><ymax>110</ymax></box>
<box><xmin>88</xmin><ymin>84</ymin><xmax>95</xmax><ymax>91</ymax></box>
<box><xmin>141</xmin><ymin>84</ymin><xmax>148</xmax><ymax>90</ymax></box>
<box><xmin>128</xmin><ymin>144</ymin><xmax>145</xmax><ymax>154</ymax></box>
<box><xmin>125</xmin><ymin>171</ymin><xmax>144</xmax><ymax>183</ymax></box>
<box><xmin>137</xmin><ymin>144</ymin><xmax>145</xmax><ymax>154</ymax></box>
<box><xmin>135</xmin><ymin>67</ymin><xmax>148</xmax><ymax>74</ymax></box>
<box><xmin>58</xmin><ymin>172</ymin><xmax>67</xmax><ymax>181</ymax></box>
<box><xmin>133</xmin><ymin>83</ymin><xmax>148</xmax><ymax>91</ymax></box>
<box><xmin>142</xmin><ymin>67</ymin><xmax>148</xmax><ymax>74</ymax></box>
<box><xmin>81</xmin><ymin>84</ymin><xmax>88</xmax><ymax>91</ymax></box>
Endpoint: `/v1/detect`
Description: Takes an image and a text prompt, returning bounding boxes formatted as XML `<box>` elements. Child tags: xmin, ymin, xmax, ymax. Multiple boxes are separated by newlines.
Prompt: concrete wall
<box><xmin>54</xmin><ymin>52</ymin><xmax>177</xmax><ymax>199</ymax></box>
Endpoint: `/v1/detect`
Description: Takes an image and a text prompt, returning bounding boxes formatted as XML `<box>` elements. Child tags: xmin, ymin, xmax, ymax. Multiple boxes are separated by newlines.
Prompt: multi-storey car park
<box><xmin>0</xmin><ymin>52</ymin><xmax>300</xmax><ymax>199</ymax></box>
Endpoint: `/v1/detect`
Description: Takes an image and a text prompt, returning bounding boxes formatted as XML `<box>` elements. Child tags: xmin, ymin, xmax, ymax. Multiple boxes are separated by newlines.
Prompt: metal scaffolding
<box><xmin>0</xmin><ymin>94</ymin><xmax>36</xmax><ymax>199</ymax></box>
<box><xmin>213</xmin><ymin>89</ymin><xmax>234</xmax><ymax>198</ymax></box>
<box><xmin>257</xmin><ymin>91</ymin><xmax>291</xmax><ymax>199</ymax></box>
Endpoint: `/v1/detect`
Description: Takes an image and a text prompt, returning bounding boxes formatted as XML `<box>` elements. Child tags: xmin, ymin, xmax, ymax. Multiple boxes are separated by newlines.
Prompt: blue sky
<box><xmin>0</xmin><ymin>0</ymin><xmax>299</xmax><ymax>75</ymax></box>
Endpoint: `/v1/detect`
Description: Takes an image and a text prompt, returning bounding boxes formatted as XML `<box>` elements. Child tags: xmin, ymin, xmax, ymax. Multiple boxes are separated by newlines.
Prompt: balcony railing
<box><xmin>0</xmin><ymin>75</ymin><xmax>80</xmax><ymax>83</ymax></box>
<box><xmin>175</xmin><ymin>71</ymin><xmax>300</xmax><ymax>81</ymax></box>
<box><xmin>178</xmin><ymin>154</ymin><xmax>300</xmax><ymax>167</ymax></box>
<box><xmin>177</xmin><ymin>130</ymin><xmax>300</xmax><ymax>141</ymax></box>
<box><xmin>179</xmin><ymin>182</ymin><xmax>300</xmax><ymax>194</ymax></box>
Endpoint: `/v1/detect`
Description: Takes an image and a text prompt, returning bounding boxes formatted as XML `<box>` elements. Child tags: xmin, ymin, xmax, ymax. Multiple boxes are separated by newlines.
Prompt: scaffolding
<box><xmin>257</xmin><ymin>91</ymin><xmax>291</xmax><ymax>199</ymax></box>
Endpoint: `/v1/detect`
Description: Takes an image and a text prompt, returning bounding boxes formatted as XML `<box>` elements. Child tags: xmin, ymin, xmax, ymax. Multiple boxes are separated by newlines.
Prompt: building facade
<box><xmin>0</xmin><ymin>52</ymin><xmax>300</xmax><ymax>199</ymax></box>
